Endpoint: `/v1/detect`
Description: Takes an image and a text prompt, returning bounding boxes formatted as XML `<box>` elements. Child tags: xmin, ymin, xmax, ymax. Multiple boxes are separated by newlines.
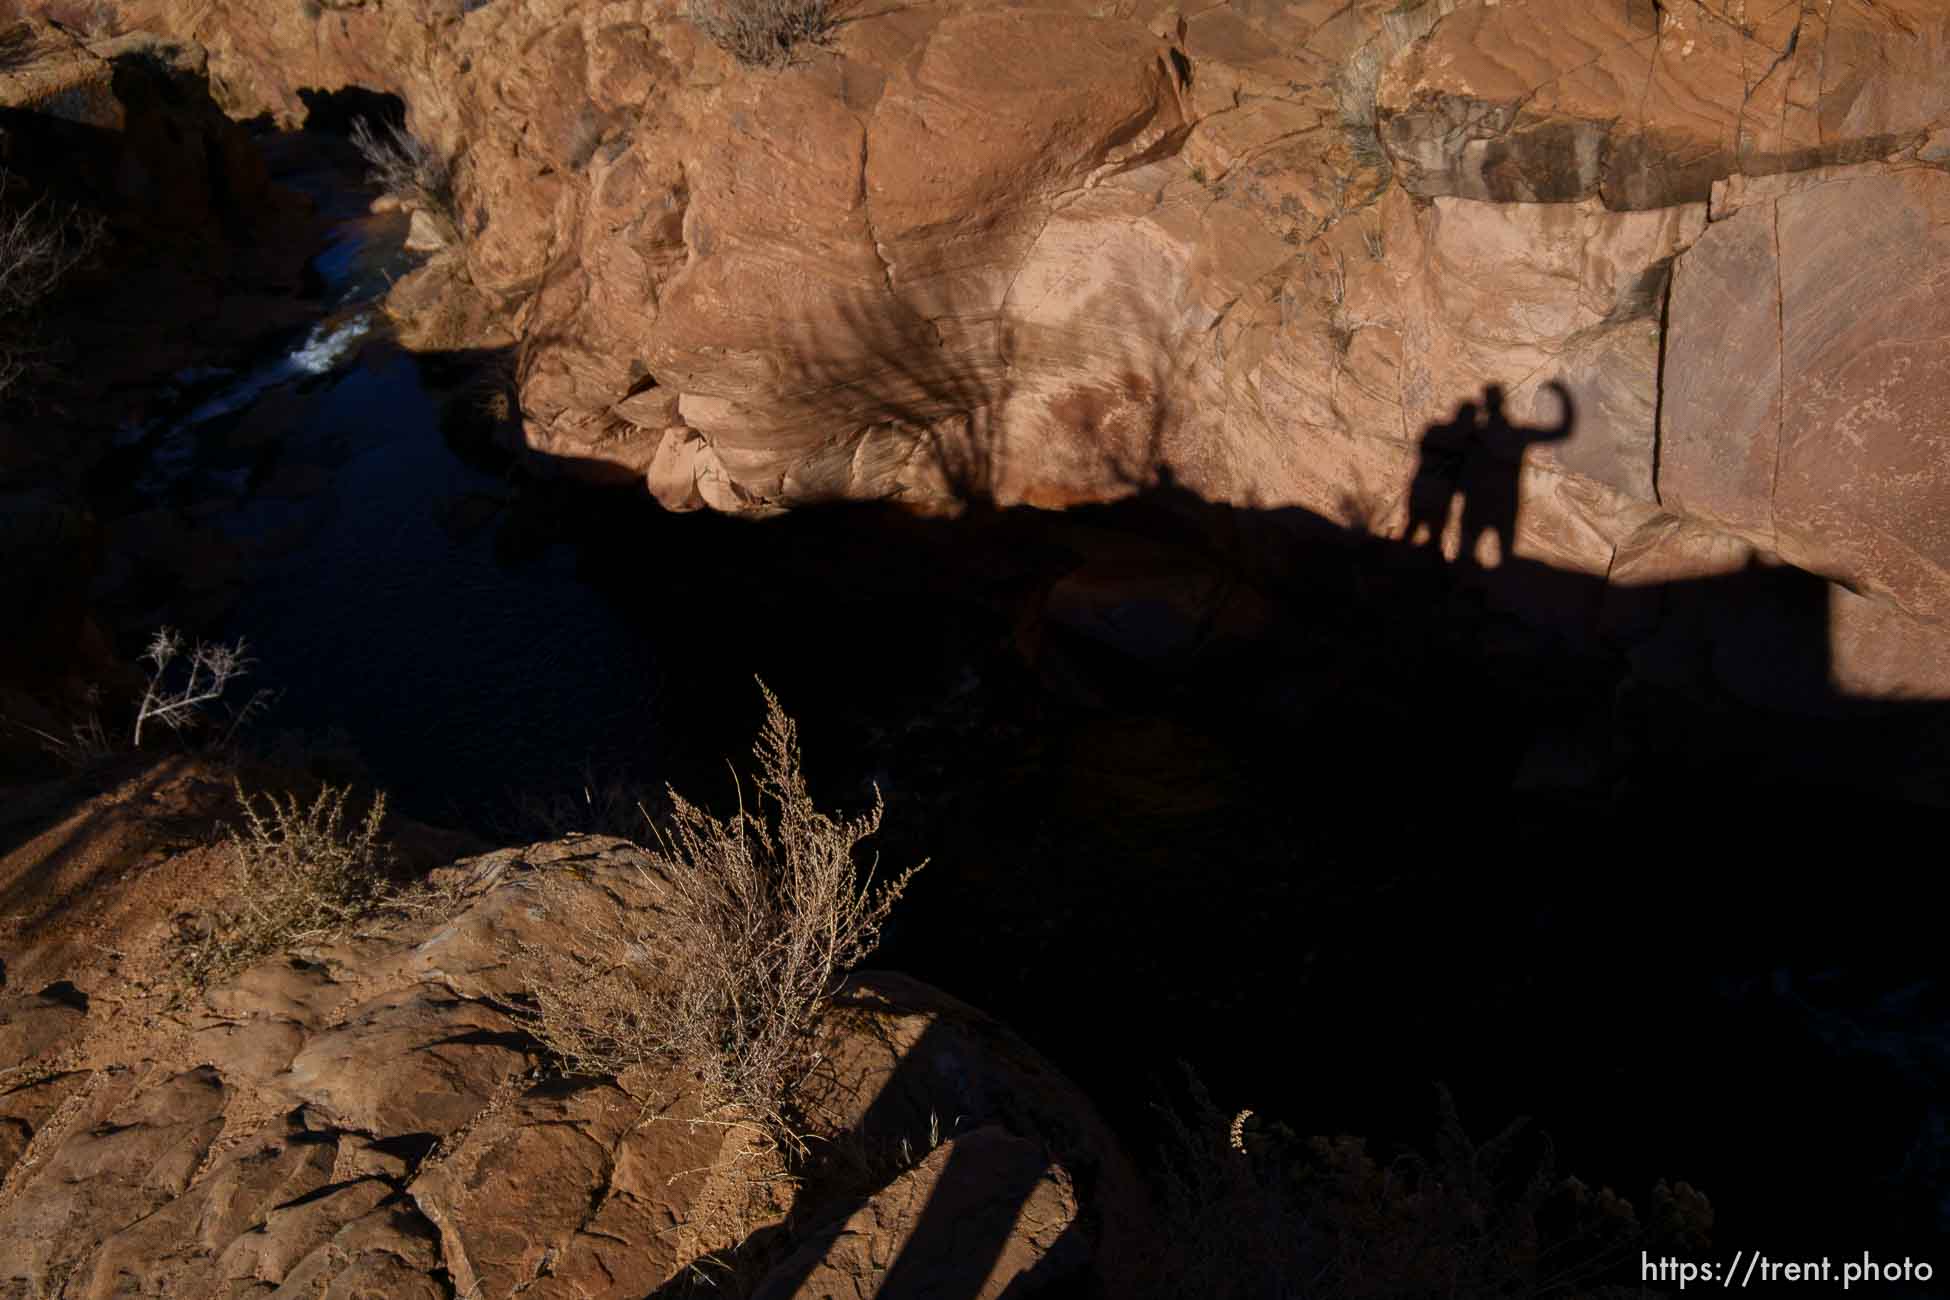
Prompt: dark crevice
<box><xmin>268</xmin><ymin>1175</ymin><xmax>390</xmax><ymax>1215</ymax></box>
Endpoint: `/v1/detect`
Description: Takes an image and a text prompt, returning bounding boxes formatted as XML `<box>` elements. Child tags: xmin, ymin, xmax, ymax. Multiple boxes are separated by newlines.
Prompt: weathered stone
<box><xmin>281</xmin><ymin>990</ymin><xmax>534</xmax><ymax>1139</ymax></box>
<box><xmin>1376</xmin><ymin>0</ymin><xmax>1948</xmax><ymax>209</ymax></box>
<box><xmin>72</xmin><ymin>0</ymin><xmax>1950</xmax><ymax>693</ymax></box>
<box><xmin>0</xmin><ymin>837</ymin><xmax>1138</xmax><ymax>1297</ymax></box>
<box><xmin>752</xmin><ymin>1127</ymin><xmax>1084</xmax><ymax>1300</ymax></box>
<box><xmin>1663</xmin><ymin>165</ymin><xmax>1950</xmax><ymax>622</ymax></box>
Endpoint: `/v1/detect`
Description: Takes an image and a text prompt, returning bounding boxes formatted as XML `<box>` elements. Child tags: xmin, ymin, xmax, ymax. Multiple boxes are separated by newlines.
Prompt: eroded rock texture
<box><xmin>0</xmin><ymin>836</ymin><xmax>1136</xmax><ymax>1298</ymax></box>
<box><xmin>66</xmin><ymin>0</ymin><xmax>1950</xmax><ymax>689</ymax></box>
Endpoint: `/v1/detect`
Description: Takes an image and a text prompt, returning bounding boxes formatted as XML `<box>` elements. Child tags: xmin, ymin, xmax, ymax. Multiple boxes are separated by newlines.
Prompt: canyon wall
<box><xmin>67</xmin><ymin>0</ymin><xmax>1950</xmax><ymax>693</ymax></box>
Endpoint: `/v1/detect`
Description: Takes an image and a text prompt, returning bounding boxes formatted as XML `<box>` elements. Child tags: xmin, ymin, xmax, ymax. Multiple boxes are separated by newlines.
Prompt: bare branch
<box><xmin>132</xmin><ymin>627</ymin><xmax>256</xmax><ymax>747</ymax></box>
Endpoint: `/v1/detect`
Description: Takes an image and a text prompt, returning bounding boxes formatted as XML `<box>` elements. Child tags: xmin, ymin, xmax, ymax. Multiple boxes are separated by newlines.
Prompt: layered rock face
<box><xmin>0</xmin><ymin>829</ymin><xmax>1139</xmax><ymax>1297</ymax></box>
<box><xmin>111</xmin><ymin>0</ymin><xmax>1950</xmax><ymax>690</ymax></box>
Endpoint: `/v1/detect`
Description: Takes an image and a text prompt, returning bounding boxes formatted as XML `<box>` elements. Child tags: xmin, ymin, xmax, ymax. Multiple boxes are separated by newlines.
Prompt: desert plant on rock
<box><xmin>525</xmin><ymin>682</ymin><xmax>924</xmax><ymax>1156</ymax></box>
<box><xmin>174</xmin><ymin>781</ymin><xmax>392</xmax><ymax>985</ymax></box>
<box><xmin>686</xmin><ymin>0</ymin><xmax>833</xmax><ymax>68</ymax></box>
<box><xmin>350</xmin><ymin>115</ymin><xmax>456</xmax><ymax>226</ymax></box>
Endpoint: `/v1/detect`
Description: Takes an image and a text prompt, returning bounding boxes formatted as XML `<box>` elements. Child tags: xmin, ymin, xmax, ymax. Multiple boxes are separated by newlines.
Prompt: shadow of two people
<box><xmin>1401</xmin><ymin>382</ymin><xmax>1573</xmax><ymax>569</ymax></box>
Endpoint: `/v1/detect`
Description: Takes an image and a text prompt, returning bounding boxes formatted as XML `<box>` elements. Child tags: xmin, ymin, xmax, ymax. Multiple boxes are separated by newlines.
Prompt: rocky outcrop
<box><xmin>69</xmin><ymin>0</ymin><xmax>1950</xmax><ymax>696</ymax></box>
<box><xmin>0</xmin><ymin>827</ymin><xmax>1140</xmax><ymax>1298</ymax></box>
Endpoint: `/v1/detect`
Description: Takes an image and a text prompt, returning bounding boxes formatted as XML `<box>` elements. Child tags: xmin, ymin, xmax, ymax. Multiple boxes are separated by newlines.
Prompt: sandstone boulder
<box><xmin>0</xmin><ymin>832</ymin><xmax>1144</xmax><ymax>1298</ymax></box>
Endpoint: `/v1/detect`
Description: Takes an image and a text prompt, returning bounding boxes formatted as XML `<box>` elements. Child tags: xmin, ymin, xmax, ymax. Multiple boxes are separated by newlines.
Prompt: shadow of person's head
<box><xmin>1483</xmin><ymin>384</ymin><xmax>1506</xmax><ymax>427</ymax></box>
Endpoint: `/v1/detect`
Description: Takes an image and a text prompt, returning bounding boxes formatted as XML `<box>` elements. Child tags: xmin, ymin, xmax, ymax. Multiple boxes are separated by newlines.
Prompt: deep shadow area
<box><xmin>295</xmin><ymin>84</ymin><xmax>406</xmax><ymax>136</ymax></box>
<box><xmin>354</xmin><ymin>348</ymin><xmax>1950</xmax><ymax>1273</ymax></box>
<box><xmin>6</xmin><ymin>78</ymin><xmax>1944</xmax><ymax>1280</ymax></box>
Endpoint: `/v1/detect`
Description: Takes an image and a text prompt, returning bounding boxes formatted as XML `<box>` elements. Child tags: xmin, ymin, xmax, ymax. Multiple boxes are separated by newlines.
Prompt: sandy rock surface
<box><xmin>0</xmin><ymin>784</ymin><xmax>1138</xmax><ymax>1299</ymax></box>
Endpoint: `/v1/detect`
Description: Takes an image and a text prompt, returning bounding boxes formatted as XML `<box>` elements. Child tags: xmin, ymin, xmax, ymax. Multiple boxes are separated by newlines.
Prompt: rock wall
<box><xmin>81</xmin><ymin>0</ymin><xmax>1950</xmax><ymax>693</ymax></box>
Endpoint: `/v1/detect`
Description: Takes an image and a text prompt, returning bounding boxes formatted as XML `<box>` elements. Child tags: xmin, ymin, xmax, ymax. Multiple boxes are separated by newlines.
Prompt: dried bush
<box><xmin>686</xmin><ymin>0</ymin><xmax>833</xmax><ymax>68</ymax></box>
<box><xmin>132</xmin><ymin>626</ymin><xmax>271</xmax><ymax>748</ymax></box>
<box><xmin>1146</xmin><ymin>1075</ymin><xmax>1710</xmax><ymax>1299</ymax></box>
<box><xmin>493</xmin><ymin>762</ymin><xmax>657</xmax><ymax>843</ymax></box>
<box><xmin>349</xmin><ymin>115</ymin><xmax>455</xmax><ymax>223</ymax></box>
<box><xmin>1</xmin><ymin>170</ymin><xmax>103</xmax><ymax>394</ymax></box>
<box><xmin>174</xmin><ymin>781</ymin><xmax>392</xmax><ymax>986</ymax></box>
<box><xmin>17</xmin><ymin>690</ymin><xmax>113</xmax><ymax>770</ymax></box>
<box><xmin>1335</xmin><ymin>43</ymin><xmax>1392</xmax><ymax>180</ymax></box>
<box><xmin>526</xmin><ymin>682</ymin><xmax>924</xmax><ymax>1155</ymax></box>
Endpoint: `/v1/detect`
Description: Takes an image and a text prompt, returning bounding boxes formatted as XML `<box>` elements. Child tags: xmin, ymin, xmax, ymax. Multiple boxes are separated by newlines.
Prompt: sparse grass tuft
<box><xmin>173</xmin><ymin>781</ymin><xmax>392</xmax><ymax>986</ymax></box>
<box><xmin>1336</xmin><ymin>43</ymin><xmax>1394</xmax><ymax>182</ymax></box>
<box><xmin>687</xmin><ymin>0</ymin><xmax>834</xmax><ymax>68</ymax></box>
<box><xmin>494</xmin><ymin>764</ymin><xmax>656</xmax><ymax>843</ymax></box>
<box><xmin>24</xmin><ymin>692</ymin><xmax>113</xmax><ymax>769</ymax></box>
<box><xmin>524</xmin><ymin>681</ymin><xmax>924</xmax><ymax>1157</ymax></box>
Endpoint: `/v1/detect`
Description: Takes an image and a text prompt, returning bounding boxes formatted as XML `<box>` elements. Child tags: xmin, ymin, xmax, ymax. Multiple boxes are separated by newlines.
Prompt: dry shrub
<box><xmin>132</xmin><ymin>626</ymin><xmax>271</xmax><ymax>748</ymax></box>
<box><xmin>686</xmin><ymin>0</ymin><xmax>833</xmax><ymax>68</ymax></box>
<box><xmin>174</xmin><ymin>781</ymin><xmax>392</xmax><ymax>986</ymax></box>
<box><xmin>349</xmin><ymin>115</ymin><xmax>455</xmax><ymax>223</ymax></box>
<box><xmin>525</xmin><ymin>683</ymin><xmax>924</xmax><ymax>1156</ymax></box>
<box><xmin>493</xmin><ymin>763</ymin><xmax>656</xmax><ymax>843</ymax></box>
<box><xmin>1</xmin><ymin>169</ymin><xmax>103</xmax><ymax>394</ymax></box>
<box><xmin>1148</xmin><ymin>1075</ymin><xmax>1710</xmax><ymax>1299</ymax></box>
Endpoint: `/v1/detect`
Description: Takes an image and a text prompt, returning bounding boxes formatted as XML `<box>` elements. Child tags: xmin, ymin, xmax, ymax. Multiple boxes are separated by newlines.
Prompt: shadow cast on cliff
<box><xmin>643</xmin><ymin>1009</ymin><xmax>1098</xmax><ymax>1299</ymax></box>
<box><xmin>4</xmin><ymin>31</ymin><xmax>1943</xmax><ymax>1288</ymax></box>
<box><xmin>406</xmin><ymin>327</ymin><xmax>1950</xmax><ymax>1276</ymax></box>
